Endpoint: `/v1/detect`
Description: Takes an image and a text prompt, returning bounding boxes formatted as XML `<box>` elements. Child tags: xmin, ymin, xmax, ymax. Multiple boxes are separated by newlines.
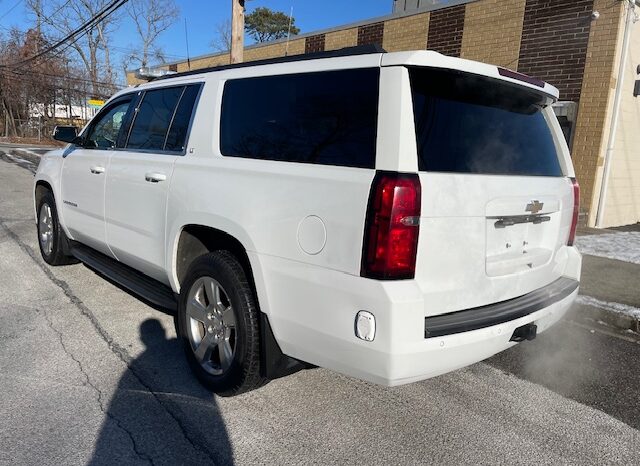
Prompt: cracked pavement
<box><xmin>0</xmin><ymin>154</ymin><xmax>639</xmax><ymax>465</ymax></box>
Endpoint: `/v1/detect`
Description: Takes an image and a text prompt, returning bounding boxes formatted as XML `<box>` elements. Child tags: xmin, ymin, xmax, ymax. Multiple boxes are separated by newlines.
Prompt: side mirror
<box><xmin>52</xmin><ymin>125</ymin><xmax>78</xmax><ymax>143</ymax></box>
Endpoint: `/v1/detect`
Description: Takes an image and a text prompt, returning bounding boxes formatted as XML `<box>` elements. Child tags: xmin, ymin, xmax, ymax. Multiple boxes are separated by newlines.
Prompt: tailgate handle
<box><xmin>494</xmin><ymin>215</ymin><xmax>551</xmax><ymax>229</ymax></box>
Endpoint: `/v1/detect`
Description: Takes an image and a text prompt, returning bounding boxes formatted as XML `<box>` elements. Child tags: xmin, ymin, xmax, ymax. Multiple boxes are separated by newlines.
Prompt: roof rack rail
<box><xmin>155</xmin><ymin>44</ymin><xmax>387</xmax><ymax>81</ymax></box>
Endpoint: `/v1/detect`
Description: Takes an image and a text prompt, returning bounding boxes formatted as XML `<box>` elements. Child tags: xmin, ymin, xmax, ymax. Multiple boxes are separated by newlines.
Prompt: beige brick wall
<box><xmin>175</xmin><ymin>38</ymin><xmax>306</xmax><ymax>72</ymax></box>
<box><xmin>122</xmin><ymin>0</ymin><xmax>637</xmax><ymax>228</ymax></box>
<box><xmin>601</xmin><ymin>11</ymin><xmax>640</xmax><ymax>227</ymax></box>
<box><xmin>324</xmin><ymin>27</ymin><xmax>358</xmax><ymax>51</ymax></box>
<box><xmin>176</xmin><ymin>54</ymin><xmax>230</xmax><ymax>73</ymax></box>
<box><xmin>126</xmin><ymin>39</ymin><xmax>306</xmax><ymax>84</ymax></box>
<box><xmin>243</xmin><ymin>38</ymin><xmax>305</xmax><ymax>61</ymax></box>
<box><xmin>460</xmin><ymin>0</ymin><xmax>525</xmax><ymax>68</ymax></box>
<box><xmin>126</xmin><ymin>73</ymin><xmax>146</xmax><ymax>85</ymax></box>
<box><xmin>383</xmin><ymin>13</ymin><xmax>429</xmax><ymax>52</ymax></box>
<box><xmin>571</xmin><ymin>0</ymin><xmax>624</xmax><ymax>226</ymax></box>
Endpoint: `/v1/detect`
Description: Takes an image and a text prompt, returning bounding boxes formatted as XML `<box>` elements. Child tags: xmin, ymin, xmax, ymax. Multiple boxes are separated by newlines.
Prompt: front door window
<box><xmin>84</xmin><ymin>100</ymin><xmax>132</xmax><ymax>149</ymax></box>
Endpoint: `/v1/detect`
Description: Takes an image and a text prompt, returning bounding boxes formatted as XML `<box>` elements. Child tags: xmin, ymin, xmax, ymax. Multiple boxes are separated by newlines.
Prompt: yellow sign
<box><xmin>87</xmin><ymin>99</ymin><xmax>105</xmax><ymax>108</ymax></box>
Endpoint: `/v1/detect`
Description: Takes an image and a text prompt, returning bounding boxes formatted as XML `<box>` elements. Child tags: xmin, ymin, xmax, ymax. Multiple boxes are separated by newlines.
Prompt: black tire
<box><xmin>36</xmin><ymin>191</ymin><xmax>76</xmax><ymax>266</ymax></box>
<box><xmin>177</xmin><ymin>251</ymin><xmax>267</xmax><ymax>396</ymax></box>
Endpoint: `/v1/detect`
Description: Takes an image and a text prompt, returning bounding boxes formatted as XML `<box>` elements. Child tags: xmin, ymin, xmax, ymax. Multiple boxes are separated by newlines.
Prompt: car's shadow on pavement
<box><xmin>89</xmin><ymin>319</ymin><xmax>234</xmax><ymax>465</ymax></box>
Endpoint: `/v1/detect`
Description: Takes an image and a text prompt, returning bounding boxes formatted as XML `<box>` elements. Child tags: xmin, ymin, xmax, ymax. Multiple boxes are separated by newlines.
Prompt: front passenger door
<box><xmin>60</xmin><ymin>96</ymin><xmax>135</xmax><ymax>256</ymax></box>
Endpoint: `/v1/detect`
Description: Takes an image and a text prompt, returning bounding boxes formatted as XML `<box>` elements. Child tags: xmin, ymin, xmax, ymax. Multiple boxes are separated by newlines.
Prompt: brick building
<box><xmin>127</xmin><ymin>0</ymin><xmax>640</xmax><ymax>228</ymax></box>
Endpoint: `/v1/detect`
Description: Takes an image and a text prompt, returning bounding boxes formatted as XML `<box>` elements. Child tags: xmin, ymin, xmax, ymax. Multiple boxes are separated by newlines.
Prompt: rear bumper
<box><xmin>383</xmin><ymin>287</ymin><xmax>577</xmax><ymax>386</ymax></box>
<box><xmin>249</xmin><ymin>246</ymin><xmax>581</xmax><ymax>386</ymax></box>
<box><xmin>424</xmin><ymin>277</ymin><xmax>579</xmax><ymax>338</ymax></box>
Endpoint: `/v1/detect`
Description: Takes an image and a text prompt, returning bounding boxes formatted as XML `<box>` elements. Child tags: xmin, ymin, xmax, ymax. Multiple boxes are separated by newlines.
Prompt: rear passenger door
<box><xmin>105</xmin><ymin>84</ymin><xmax>202</xmax><ymax>283</ymax></box>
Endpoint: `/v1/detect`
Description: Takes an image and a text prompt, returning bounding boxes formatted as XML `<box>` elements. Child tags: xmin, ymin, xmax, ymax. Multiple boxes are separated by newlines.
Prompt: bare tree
<box><xmin>210</xmin><ymin>19</ymin><xmax>232</xmax><ymax>52</ymax></box>
<box><xmin>26</xmin><ymin>0</ymin><xmax>121</xmax><ymax>96</ymax></box>
<box><xmin>0</xmin><ymin>27</ymin><xmax>90</xmax><ymax>139</ymax></box>
<box><xmin>125</xmin><ymin>0</ymin><xmax>179</xmax><ymax>68</ymax></box>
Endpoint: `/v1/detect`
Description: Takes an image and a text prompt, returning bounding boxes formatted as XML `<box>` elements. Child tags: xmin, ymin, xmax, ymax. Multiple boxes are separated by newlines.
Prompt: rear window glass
<box><xmin>127</xmin><ymin>86</ymin><xmax>184</xmax><ymax>151</ymax></box>
<box><xmin>409</xmin><ymin>67</ymin><xmax>563</xmax><ymax>177</ymax></box>
<box><xmin>220</xmin><ymin>68</ymin><xmax>379</xmax><ymax>169</ymax></box>
<box><xmin>164</xmin><ymin>85</ymin><xmax>201</xmax><ymax>151</ymax></box>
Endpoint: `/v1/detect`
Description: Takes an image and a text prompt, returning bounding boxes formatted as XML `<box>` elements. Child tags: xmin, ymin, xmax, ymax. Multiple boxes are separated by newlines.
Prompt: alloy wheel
<box><xmin>186</xmin><ymin>276</ymin><xmax>237</xmax><ymax>375</ymax></box>
<box><xmin>38</xmin><ymin>203</ymin><xmax>54</xmax><ymax>256</ymax></box>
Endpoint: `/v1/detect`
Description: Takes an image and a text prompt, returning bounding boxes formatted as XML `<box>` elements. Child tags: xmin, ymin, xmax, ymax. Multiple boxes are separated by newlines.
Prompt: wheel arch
<box><xmin>172</xmin><ymin>222</ymin><xmax>307</xmax><ymax>380</ymax></box>
<box><xmin>34</xmin><ymin>172</ymin><xmax>68</xmax><ymax>239</ymax></box>
<box><xmin>34</xmin><ymin>180</ymin><xmax>53</xmax><ymax>219</ymax></box>
<box><xmin>173</xmin><ymin>224</ymin><xmax>256</xmax><ymax>295</ymax></box>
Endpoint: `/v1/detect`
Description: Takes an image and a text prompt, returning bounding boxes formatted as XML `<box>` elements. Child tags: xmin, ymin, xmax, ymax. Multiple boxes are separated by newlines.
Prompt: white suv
<box><xmin>34</xmin><ymin>48</ymin><xmax>581</xmax><ymax>395</ymax></box>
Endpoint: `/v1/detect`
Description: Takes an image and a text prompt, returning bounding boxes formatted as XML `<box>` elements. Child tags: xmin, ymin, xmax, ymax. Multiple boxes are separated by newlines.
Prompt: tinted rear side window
<box><xmin>165</xmin><ymin>85</ymin><xmax>201</xmax><ymax>151</ymax></box>
<box><xmin>410</xmin><ymin>68</ymin><xmax>563</xmax><ymax>176</ymax></box>
<box><xmin>127</xmin><ymin>86</ymin><xmax>184</xmax><ymax>151</ymax></box>
<box><xmin>220</xmin><ymin>68</ymin><xmax>379</xmax><ymax>168</ymax></box>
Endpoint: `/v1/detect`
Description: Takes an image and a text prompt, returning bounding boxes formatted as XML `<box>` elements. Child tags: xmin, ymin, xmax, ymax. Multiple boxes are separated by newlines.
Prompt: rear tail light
<box><xmin>361</xmin><ymin>172</ymin><xmax>421</xmax><ymax>280</ymax></box>
<box><xmin>568</xmin><ymin>177</ymin><xmax>580</xmax><ymax>246</ymax></box>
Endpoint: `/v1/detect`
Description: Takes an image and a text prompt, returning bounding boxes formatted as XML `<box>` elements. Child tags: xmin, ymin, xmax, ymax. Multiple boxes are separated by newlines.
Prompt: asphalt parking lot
<box><xmin>0</xmin><ymin>150</ymin><xmax>639</xmax><ymax>465</ymax></box>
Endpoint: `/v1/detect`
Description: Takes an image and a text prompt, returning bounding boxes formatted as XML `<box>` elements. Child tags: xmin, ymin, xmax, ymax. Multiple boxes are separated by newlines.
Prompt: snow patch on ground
<box><xmin>5</xmin><ymin>153</ymin><xmax>34</xmax><ymax>166</ymax></box>
<box><xmin>575</xmin><ymin>231</ymin><xmax>640</xmax><ymax>265</ymax></box>
<box><xmin>576</xmin><ymin>295</ymin><xmax>640</xmax><ymax>319</ymax></box>
<box><xmin>13</xmin><ymin>148</ymin><xmax>46</xmax><ymax>159</ymax></box>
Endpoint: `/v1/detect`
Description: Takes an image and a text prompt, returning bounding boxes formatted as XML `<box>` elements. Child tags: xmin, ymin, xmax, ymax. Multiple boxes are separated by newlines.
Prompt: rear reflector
<box><xmin>568</xmin><ymin>177</ymin><xmax>580</xmax><ymax>246</ymax></box>
<box><xmin>361</xmin><ymin>172</ymin><xmax>421</xmax><ymax>280</ymax></box>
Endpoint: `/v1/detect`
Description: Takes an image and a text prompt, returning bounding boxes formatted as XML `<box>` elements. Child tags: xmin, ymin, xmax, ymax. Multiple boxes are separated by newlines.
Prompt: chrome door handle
<box><xmin>145</xmin><ymin>172</ymin><xmax>167</xmax><ymax>183</ymax></box>
<box><xmin>90</xmin><ymin>165</ymin><xmax>105</xmax><ymax>174</ymax></box>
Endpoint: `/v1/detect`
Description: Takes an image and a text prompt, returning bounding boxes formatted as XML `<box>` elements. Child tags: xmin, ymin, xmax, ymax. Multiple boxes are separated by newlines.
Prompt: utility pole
<box><xmin>35</xmin><ymin>0</ymin><xmax>41</xmax><ymax>51</ymax></box>
<box><xmin>231</xmin><ymin>0</ymin><xmax>245</xmax><ymax>63</ymax></box>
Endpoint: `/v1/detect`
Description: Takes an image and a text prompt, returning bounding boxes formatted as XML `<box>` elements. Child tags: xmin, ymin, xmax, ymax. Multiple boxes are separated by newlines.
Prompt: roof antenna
<box><xmin>184</xmin><ymin>18</ymin><xmax>191</xmax><ymax>71</ymax></box>
<box><xmin>284</xmin><ymin>5</ymin><xmax>293</xmax><ymax>56</ymax></box>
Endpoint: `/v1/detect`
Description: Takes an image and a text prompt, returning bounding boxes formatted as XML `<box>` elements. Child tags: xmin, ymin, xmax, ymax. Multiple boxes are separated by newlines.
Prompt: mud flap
<box><xmin>260</xmin><ymin>313</ymin><xmax>310</xmax><ymax>380</ymax></box>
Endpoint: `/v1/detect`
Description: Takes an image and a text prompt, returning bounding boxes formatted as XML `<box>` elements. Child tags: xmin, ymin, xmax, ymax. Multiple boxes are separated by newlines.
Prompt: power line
<box><xmin>109</xmin><ymin>44</ymin><xmax>187</xmax><ymax>61</ymax></box>
<box><xmin>2</xmin><ymin>67</ymin><xmax>122</xmax><ymax>90</ymax></box>
<box><xmin>0</xmin><ymin>26</ymin><xmax>186</xmax><ymax>62</ymax></box>
<box><xmin>18</xmin><ymin>0</ymin><xmax>126</xmax><ymax>66</ymax></box>
<box><xmin>45</xmin><ymin>0</ymin><xmax>74</xmax><ymax>20</ymax></box>
<box><xmin>1</xmin><ymin>0</ymin><xmax>187</xmax><ymax>78</ymax></box>
<box><xmin>0</xmin><ymin>60</ymin><xmax>125</xmax><ymax>97</ymax></box>
<box><xmin>0</xmin><ymin>73</ymin><xmax>116</xmax><ymax>99</ymax></box>
<box><xmin>1</xmin><ymin>0</ymin><xmax>128</xmax><ymax>68</ymax></box>
<box><xmin>1</xmin><ymin>68</ymin><xmax>117</xmax><ymax>89</ymax></box>
<box><xmin>0</xmin><ymin>0</ymin><xmax>22</xmax><ymax>22</ymax></box>
<box><xmin>0</xmin><ymin>0</ymin><xmax>79</xmax><ymax>36</ymax></box>
<box><xmin>0</xmin><ymin>78</ymin><xmax>112</xmax><ymax>100</ymax></box>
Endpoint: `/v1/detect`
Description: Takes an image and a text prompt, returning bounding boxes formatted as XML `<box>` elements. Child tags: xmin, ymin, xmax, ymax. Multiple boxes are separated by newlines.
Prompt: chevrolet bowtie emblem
<box><xmin>526</xmin><ymin>200</ymin><xmax>544</xmax><ymax>214</ymax></box>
